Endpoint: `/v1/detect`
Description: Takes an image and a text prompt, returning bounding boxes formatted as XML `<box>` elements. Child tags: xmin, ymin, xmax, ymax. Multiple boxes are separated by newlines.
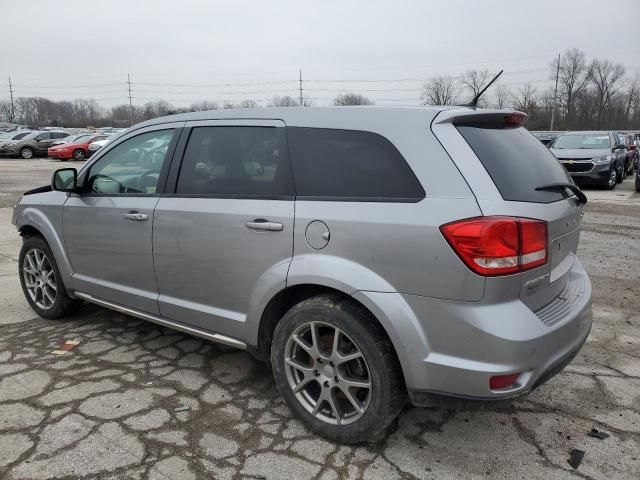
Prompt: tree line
<box><xmin>422</xmin><ymin>48</ymin><xmax>640</xmax><ymax>130</ymax></box>
<box><xmin>1</xmin><ymin>49</ymin><xmax>638</xmax><ymax>131</ymax></box>
<box><xmin>0</xmin><ymin>93</ymin><xmax>375</xmax><ymax>128</ymax></box>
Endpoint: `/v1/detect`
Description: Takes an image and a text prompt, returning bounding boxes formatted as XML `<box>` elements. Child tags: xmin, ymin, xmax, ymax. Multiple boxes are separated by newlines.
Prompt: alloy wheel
<box><xmin>21</xmin><ymin>148</ymin><xmax>33</xmax><ymax>159</ymax></box>
<box><xmin>22</xmin><ymin>249</ymin><xmax>57</xmax><ymax>310</ymax></box>
<box><xmin>608</xmin><ymin>169</ymin><xmax>617</xmax><ymax>188</ymax></box>
<box><xmin>284</xmin><ymin>321</ymin><xmax>372</xmax><ymax>425</ymax></box>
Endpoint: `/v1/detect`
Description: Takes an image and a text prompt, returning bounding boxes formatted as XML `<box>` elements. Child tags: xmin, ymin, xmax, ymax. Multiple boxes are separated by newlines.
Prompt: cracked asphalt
<box><xmin>0</xmin><ymin>158</ymin><xmax>639</xmax><ymax>480</ymax></box>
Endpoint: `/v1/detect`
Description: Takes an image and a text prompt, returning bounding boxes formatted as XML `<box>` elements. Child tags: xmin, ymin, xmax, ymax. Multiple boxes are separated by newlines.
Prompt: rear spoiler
<box><xmin>432</xmin><ymin>109</ymin><xmax>529</xmax><ymax>129</ymax></box>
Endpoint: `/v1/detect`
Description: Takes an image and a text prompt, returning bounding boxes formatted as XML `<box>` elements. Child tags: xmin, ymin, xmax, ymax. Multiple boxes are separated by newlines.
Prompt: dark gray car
<box><xmin>3</xmin><ymin>130</ymin><xmax>70</xmax><ymax>159</ymax></box>
<box><xmin>12</xmin><ymin>107</ymin><xmax>592</xmax><ymax>443</ymax></box>
<box><xmin>549</xmin><ymin>131</ymin><xmax>626</xmax><ymax>189</ymax></box>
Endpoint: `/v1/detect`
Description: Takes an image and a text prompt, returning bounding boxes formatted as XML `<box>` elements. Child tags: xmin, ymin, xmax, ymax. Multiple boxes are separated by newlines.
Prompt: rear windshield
<box><xmin>552</xmin><ymin>134</ymin><xmax>611</xmax><ymax>149</ymax></box>
<box><xmin>457</xmin><ymin>126</ymin><xmax>571</xmax><ymax>203</ymax></box>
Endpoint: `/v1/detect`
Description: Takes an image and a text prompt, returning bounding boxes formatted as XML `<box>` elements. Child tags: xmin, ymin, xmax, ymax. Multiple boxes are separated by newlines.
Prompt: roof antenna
<box><xmin>463</xmin><ymin>69</ymin><xmax>504</xmax><ymax>108</ymax></box>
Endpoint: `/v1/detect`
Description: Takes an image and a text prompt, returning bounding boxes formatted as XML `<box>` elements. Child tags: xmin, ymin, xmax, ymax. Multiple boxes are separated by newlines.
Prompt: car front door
<box><xmin>153</xmin><ymin>120</ymin><xmax>295</xmax><ymax>339</ymax></box>
<box><xmin>33</xmin><ymin>132</ymin><xmax>53</xmax><ymax>154</ymax></box>
<box><xmin>62</xmin><ymin>124</ymin><xmax>181</xmax><ymax>314</ymax></box>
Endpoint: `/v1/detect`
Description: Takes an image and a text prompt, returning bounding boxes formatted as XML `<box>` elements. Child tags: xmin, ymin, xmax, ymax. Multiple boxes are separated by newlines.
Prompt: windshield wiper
<box><xmin>535</xmin><ymin>183</ymin><xmax>587</xmax><ymax>205</ymax></box>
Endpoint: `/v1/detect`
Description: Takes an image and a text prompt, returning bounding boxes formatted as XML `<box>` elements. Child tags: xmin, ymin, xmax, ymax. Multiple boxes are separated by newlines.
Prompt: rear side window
<box><xmin>176</xmin><ymin>126</ymin><xmax>294</xmax><ymax>197</ymax></box>
<box><xmin>457</xmin><ymin>126</ymin><xmax>571</xmax><ymax>203</ymax></box>
<box><xmin>287</xmin><ymin>127</ymin><xmax>425</xmax><ymax>201</ymax></box>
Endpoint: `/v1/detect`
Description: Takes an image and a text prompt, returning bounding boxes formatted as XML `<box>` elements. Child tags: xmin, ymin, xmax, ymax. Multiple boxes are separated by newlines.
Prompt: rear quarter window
<box><xmin>456</xmin><ymin>126</ymin><xmax>571</xmax><ymax>203</ymax></box>
<box><xmin>287</xmin><ymin>127</ymin><xmax>425</xmax><ymax>201</ymax></box>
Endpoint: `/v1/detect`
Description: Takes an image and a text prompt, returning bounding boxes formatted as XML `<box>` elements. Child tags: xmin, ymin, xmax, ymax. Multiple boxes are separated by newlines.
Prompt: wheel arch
<box><xmin>15</xmin><ymin>208</ymin><xmax>73</xmax><ymax>281</ymax></box>
<box><xmin>249</xmin><ymin>281</ymin><xmax>425</xmax><ymax>391</ymax></box>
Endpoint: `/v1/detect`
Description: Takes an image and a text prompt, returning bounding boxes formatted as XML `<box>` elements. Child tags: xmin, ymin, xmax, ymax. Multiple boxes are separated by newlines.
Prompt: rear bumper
<box><xmin>397</xmin><ymin>258</ymin><xmax>592</xmax><ymax>404</ymax></box>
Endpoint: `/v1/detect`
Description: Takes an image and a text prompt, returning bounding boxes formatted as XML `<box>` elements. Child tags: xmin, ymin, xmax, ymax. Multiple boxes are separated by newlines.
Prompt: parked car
<box><xmin>549</xmin><ymin>131</ymin><xmax>626</xmax><ymax>189</ymax></box>
<box><xmin>617</xmin><ymin>133</ymin><xmax>637</xmax><ymax>176</ymax></box>
<box><xmin>88</xmin><ymin>138</ymin><xmax>111</xmax><ymax>153</ymax></box>
<box><xmin>531</xmin><ymin>131</ymin><xmax>560</xmax><ymax>147</ymax></box>
<box><xmin>0</xmin><ymin>130</ymin><xmax>32</xmax><ymax>156</ymax></box>
<box><xmin>13</xmin><ymin>107</ymin><xmax>592</xmax><ymax>444</ymax></box>
<box><xmin>48</xmin><ymin>133</ymin><xmax>110</xmax><ymax>161</ymax></box>
<box><xmin>3</xmin><ymin>131</ymin><xmax>70</xmax><ymax>159</ymax></box>
<box><xmin>636</xmin><ymin>161</ymin><xmax>640</xmax><ymax>192</ymax></box>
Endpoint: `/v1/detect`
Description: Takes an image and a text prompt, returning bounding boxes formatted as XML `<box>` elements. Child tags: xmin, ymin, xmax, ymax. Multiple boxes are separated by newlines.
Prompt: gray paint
<box><xmin>13</xmin><ymin>106</ymin><xmax>592</xmax><ymax>402</ymax></box>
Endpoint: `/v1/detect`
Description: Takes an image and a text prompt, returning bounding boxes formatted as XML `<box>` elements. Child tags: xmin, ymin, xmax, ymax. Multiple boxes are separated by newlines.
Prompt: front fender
<box><xmin>15</xmin><ymin>203</ymin><xmax>73</xmax><ymax>281</ymax></box>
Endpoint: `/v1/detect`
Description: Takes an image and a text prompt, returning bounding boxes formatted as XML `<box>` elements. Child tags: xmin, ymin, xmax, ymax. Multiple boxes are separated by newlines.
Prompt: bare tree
<box><xmin>0</xmin><ymin>100</ymin><xmax>12</xmax><ymax>122</ymax></box>
<box><xmin>623</xmin><ymin>74</ymin><xmax>639</xmax><ymax>123</ymax></box>
<box><xmin>461</xmin><ymin>69</ymin><xmax>490</xmax><ymax>105</ymax></box>
<box><xmin>421</xmin><ymin>75</ymin><xmax>459</xmax><ymax>105</ymax></box>
<box><xmin>222</xmin><ymin>101</ymin><xmax>236</xmax><ymax>109</ymax></box>
<box><xmin>551</xmin><ymin>48</ymin><xmax>592</xmax><ymax>128</ymax></box>
<box><xmin>492</xmin><ymin>84</ymin><xmax>511</xmax><ymax>109</ymax></box>
<box><xmin>190</xmin><ymin>101</ymin><xmax>218</xmax><ymax>111</ymax></box>
<box><xmin>333</xmin><ymin>93</ymin><xmax>374</xmax><ymax>106</ymax></box>
<box><xmin>239</xmin><ymin>99</ymin><xmax>258</xmax><ymax>108</ymax></box>
<box><xmin>512</xmin><ymin>83</ymin><xmax>538</xmax><ymax>113</ymax></box>
<box><xmin>270</xmin><ymin>96</ymin><xmax>299</xmax><ymax>107</ymax></box>
<box><xmin>589</xmin><ymin>59</ymin><xmax>625</xmax><ymax>128</ymax></box>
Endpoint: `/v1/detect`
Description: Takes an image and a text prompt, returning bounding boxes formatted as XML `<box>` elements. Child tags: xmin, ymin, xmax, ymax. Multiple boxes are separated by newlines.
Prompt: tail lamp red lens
<box><xmin>440</xmin><ymin>216</ymin><xmax>547</xmax><ymax>276</ymax></box>
<box><xmin>489</xmin><ymin>373</ymin><xmax>520</xmax><ymax>390</ymax></box>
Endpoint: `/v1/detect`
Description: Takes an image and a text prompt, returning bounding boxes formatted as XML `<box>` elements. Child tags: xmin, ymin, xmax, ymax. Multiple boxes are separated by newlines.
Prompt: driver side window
<box><xmin>86</xmin><ymin>129</ymin><xmax>175</xmax><ymax>195</ymax></box>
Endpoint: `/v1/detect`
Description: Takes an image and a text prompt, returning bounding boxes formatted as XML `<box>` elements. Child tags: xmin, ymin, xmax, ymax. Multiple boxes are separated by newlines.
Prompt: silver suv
<box><xmin>13</xmin><ymin>107</ymin><xmax>592</xmax><ymax>443</ymax></box>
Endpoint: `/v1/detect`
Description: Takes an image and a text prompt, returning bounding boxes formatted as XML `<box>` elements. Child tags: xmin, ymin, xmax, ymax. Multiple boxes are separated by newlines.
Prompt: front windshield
<box><xmin>553</xmin><ymin>134</ymin><xmax>611</xmax><ymax>149</ymax></box>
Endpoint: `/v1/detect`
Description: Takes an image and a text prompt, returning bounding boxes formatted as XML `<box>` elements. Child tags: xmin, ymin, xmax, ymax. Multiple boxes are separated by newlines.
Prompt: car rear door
<box><xmin>153</xmin><ymin>120</ymin><xmax>295</xmax><ymax>340</ymax></box>
<box><xmin>62</xmin><ymin>124</ymin><xmax>182</xmax><ymax>314</ymax></box>
<box><xmin>432</xmin><ymin>110</ymin><xmax>587</xmax><ymax>313</ymax></box>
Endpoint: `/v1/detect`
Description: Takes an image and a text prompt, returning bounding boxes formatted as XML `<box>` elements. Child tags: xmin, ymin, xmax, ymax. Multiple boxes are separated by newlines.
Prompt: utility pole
<box><xmin>8</xmin><ymin>77</ymin><xmax>15</xmax><ymax>123</ymax></box>
<box><xmin>299</xmin><ymin>69</ymin><xmax>303</xmax><ymax>107</ymax></box>
<box><xmin>550</xmin><ymin>53</ymin><xmax>560</xmax><ymax>131</ymax></box>
<box><xmin>127</xmin><ymin>73</ymin><xmax>134</xmax><ymax>126</ymax></box>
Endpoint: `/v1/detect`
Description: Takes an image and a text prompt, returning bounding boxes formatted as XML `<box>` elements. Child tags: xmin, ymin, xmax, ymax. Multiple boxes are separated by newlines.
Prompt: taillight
<box><xmin>440</xmin><ymin>216</ymin><xmax>547</xmax><ymax>276</ymax></box>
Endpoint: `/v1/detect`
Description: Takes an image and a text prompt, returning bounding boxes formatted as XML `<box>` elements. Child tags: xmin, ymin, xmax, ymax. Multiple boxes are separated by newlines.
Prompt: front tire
<box><xmin>20</xmin><ymin>147</ymin><xmax>34</xmax><ymax>159</ymax></box>
<box><xmin>616</xmin><ymin>163</ymin><xmax>624</xmax><ymax>183</ymax></box>
<box><xmin>606</xmin><ymin>168</ymin><xmax>617</xmax><ymax>190</ymax></box>
<box><xmin>271</xmin><ymin>294</ymin><xmax>405</xmax><ymax>444</ymax></box>
<box><xmin>19</xmin><ymin>236</ymin><xmax>81</xmax><ymax>319</ymax></box>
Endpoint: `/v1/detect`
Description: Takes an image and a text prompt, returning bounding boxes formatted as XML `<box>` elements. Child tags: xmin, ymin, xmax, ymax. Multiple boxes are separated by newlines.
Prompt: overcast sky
<box><xmin>1</xmin><ymin>0</ymin><xmax>638</xmax><ymax>107</ymax></box>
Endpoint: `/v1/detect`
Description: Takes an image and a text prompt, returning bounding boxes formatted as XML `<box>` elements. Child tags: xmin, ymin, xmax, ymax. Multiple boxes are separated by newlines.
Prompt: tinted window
<box><xmin>86</xmin><ymin>129</ymin><xmax>174</xmax><ymax>195</ymax></box>
<box><xmin>13</xmin><ymin>132</ymin><xmax>30</xmax><ymax>140</ymax></box>
<box><xmin>36</xmin><ymin>133</ymin><xmax>51</xmax><ymax>140</ymax></box>
<box><xmin>457</xmin><ymin>126</ymin><xmax>571</xmax><ymax>203</ymax></box>
<box><xmin>52</xmin><ymin>132</ymin><xmax>69</xmax><ymax>139</ymax></box>
<box><xmin>176</xmin><ymin>126</ymin><xmax>293</xmax><ymax>197</ymax></box>
<box><xmin>287</xmin><ymin>127</ymin><xmax>424</xmax><ymax>201</ymax></box>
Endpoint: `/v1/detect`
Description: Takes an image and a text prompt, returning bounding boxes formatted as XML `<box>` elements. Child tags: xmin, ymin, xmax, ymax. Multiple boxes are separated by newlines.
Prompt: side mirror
<box><xmin>52</xmin><ymin>168</ymin><xmax>78</xmax><ymax>192</ymax></box>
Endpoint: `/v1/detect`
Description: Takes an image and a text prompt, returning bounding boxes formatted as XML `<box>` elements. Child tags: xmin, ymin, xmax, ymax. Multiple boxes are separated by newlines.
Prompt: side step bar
<box><xmin>74</xmin><ymin>291</ymin><xmax>247</xmax><ymax>351</ymax></box>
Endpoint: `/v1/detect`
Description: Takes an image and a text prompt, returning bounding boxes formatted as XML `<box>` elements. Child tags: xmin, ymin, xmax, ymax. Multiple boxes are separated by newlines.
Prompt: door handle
<box><xmin>245</xmin><ymin>219</ymin><xmax>283</xmax><ymax>231</ymax></box>
<box><xmin>123</xmin><ymin>212</ymin><xmax>148</xmax><ymax>221</ymax></box>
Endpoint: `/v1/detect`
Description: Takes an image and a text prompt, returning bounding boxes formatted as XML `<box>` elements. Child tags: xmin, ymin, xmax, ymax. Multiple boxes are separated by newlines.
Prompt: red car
<box><xmin>48</xmin><ymin>133</ymin><xmax>108</xmax><ymax>161</ymax></box>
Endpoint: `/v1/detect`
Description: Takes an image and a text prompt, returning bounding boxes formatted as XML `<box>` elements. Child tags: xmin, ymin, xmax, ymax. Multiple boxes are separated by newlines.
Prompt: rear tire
<box><xmin>19</xmin><ymin>236</ymin><xmax>81</xmax><ymax>319</ymax></box>
<box><xmin>271</xmin><ymin>294</ymin><xmax>405</xmax><ymax>444</ymax></box>
<box><xmin>20</xmin><ymin>147</ymin><xmax>34</xmax><ymax>159</ymax></box>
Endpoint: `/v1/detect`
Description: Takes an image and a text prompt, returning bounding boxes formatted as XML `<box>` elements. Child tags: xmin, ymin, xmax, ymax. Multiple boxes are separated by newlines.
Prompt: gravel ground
<box><xmin>0</xmin><ymin>158</ymin><xmax>639</xmax><ymax>480</ymax></box>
